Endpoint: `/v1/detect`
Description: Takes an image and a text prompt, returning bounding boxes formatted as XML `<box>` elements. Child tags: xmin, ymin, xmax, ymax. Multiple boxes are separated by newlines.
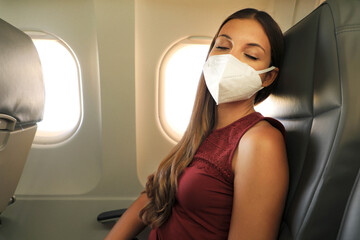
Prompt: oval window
<box><xmin>158</xmin><ymin>36</ymin><xmax>211</xmax><ymax>141</ymax></box>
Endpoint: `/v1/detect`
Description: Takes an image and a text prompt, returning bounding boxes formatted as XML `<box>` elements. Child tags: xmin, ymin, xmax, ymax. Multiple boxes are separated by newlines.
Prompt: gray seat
<box><xmin>268</xmin><ymin>0</ymin><xmax>360</xmax><ymax>239</ymax></box>
<box><xmin>337</xmin><ymin>170</ymin><xmax>360</xmax><ymax>240</ymax></box>
<box><xmin>0</xmin><ymin>19</ymin><xmax>45</xmax><ymax>214</ymax></box>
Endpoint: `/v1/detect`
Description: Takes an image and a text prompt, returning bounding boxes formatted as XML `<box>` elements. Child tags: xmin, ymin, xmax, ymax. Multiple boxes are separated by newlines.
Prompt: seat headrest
<box><xmin>0</xmin><ymin>19</ymin><xmax>45</xmax><ymax>127</ymax></box>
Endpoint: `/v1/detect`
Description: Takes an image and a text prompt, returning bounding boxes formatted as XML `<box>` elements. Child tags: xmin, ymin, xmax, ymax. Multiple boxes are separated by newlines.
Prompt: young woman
<box><xmin>105</xmin><ymin>8</ymin><xmax>288</xmax><ymax>240</ymax></box>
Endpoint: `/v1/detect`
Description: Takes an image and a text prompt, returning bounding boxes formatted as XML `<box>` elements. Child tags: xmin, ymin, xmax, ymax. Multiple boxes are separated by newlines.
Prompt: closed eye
<box><xmin>244</xmin><ymin>53</ymin><xmax>258</xmax><ymax>60</ymax></box>
<box><xmin>216</xmin><ymin>46</ymin><xmax>230</xmax><ymax>50</ymax></box>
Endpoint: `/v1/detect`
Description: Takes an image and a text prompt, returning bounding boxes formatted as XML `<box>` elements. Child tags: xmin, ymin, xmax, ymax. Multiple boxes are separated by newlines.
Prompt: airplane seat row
<box><xmin>274</xmin><ymin>0</ymin><xmax>360</xmax><ymax>239</ymax></box>
<box><xmin>0</xmin><ymin>18</ymin><xmax>44</xmax><ymax>215</ymax></box>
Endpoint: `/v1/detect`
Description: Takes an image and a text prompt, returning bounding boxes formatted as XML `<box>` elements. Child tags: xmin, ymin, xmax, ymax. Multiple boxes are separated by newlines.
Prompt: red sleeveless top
<box><xmin>148</xmin><ymin>112</ymin><xmax>285</xmax><ymax>240</ymax></box>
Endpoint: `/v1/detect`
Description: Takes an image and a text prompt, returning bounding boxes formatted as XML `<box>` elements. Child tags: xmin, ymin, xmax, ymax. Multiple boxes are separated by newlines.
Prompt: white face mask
<box><xmin>203</xmin><ymin>54</ymin><xmax>275</xmax><ymax>105</ymax></box>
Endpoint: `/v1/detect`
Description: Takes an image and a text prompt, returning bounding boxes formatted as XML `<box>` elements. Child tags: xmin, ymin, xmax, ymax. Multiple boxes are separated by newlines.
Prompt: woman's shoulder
<box><xmin>233</xmin><ymin>119</ymin><xmax>288</xmax><ymax>186</ymax></box>
<box><xmin>237</xmin><ymin>120</ymin><xmax>287</xmax><ymax>166</ymax></box>
<box><xmin>244</xmin><ymin>119</ymin><xmax>284</xmax><ymax>144</ymax></box>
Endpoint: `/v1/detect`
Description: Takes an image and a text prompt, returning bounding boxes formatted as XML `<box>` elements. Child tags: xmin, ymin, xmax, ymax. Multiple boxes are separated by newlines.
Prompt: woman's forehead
<box><xmin>218</xmin><ymin>19</ymin><xmax>271</xmax><ymax>52</ymax></box>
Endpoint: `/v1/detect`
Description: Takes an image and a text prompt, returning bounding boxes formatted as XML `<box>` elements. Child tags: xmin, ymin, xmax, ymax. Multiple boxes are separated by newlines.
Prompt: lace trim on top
<box><xmin>190</xmin><ymin>112</ymin><xmax>264</xmax><ymax>184</ymax></box>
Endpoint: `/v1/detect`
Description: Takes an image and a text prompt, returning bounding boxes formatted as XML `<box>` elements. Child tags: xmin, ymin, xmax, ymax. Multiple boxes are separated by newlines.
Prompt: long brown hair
<box><xmin>139</xmin><ymin>8</ymin><xmax>284</xmax><ymax>228</ymax></box>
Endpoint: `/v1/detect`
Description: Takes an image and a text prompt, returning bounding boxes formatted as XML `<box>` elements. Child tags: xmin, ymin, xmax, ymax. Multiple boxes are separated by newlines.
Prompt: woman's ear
<box><xmin>261</xmin><ymin>67</ymin><xmax>279</xmax><ymax>87</ymax></box>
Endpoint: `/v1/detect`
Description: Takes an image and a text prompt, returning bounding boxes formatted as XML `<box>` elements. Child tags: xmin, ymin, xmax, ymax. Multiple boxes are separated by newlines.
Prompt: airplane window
<box><xmin>26</xmin><ymin>31</ymin><xmax>82</xmax><ymax>145</ymax></box>
<box><xmin>159</xmin><ymin>37</ymin><xmax>211</xmax><ymax>141</ymax></box>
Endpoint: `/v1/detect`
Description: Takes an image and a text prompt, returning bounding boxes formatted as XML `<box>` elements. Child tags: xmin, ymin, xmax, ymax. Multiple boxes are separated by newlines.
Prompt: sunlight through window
<box><xmin>28</xmin><ymin>32</ymin><xmax>82</xmax><ymax>144</ymax></box>
<box><xmin>159</xmin><ymin>37</ymin><xmax>211</xmax><ymax>141</ymax></box>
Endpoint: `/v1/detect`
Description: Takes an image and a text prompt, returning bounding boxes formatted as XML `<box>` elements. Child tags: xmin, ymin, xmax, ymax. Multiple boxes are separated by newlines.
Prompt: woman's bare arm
<box><xmin>104</xmin><ymin>193</ymin><xmax>149</xmax><ymax>240</ymax></box>
<box><xmin>228</xmin><ymin>121</ymin><xmax>289</xmax><ymax>240</ymax></box>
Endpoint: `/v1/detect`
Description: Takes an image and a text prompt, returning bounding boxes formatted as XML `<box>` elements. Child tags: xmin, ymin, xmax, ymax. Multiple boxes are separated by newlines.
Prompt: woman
<box><xmin>106</xmin><ymin>8</ymin><xmax>288</xmax><ymax>240</ymax></box>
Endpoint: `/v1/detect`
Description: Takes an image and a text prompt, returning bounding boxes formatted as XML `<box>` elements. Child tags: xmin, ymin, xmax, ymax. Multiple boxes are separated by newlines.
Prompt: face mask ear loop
<box><xmin>256</xmin><ymin>66</ymin><xmax>275</xmax><ymax>74</ymax></box>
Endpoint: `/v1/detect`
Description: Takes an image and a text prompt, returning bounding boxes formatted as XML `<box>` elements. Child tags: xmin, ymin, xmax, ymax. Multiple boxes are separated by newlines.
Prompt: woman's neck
<box><xmin>214</xmin><ymin>100</ymin><xmax>255</xmax><ymax>130</ymax></box>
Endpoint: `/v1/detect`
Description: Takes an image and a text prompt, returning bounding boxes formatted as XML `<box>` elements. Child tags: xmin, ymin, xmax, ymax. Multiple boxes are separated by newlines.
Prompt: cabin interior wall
<box><xmin>135</xmin><ymin>0</ymin><xmax>283</xmax><ymax>186</ymax></box>
<box><xmin>135</xmin><ymin>0</ymin><xmax>325</xmax><ymax>185</ymax></box>
<box><xmin>0</xmin><ymin>0</ymin><xmax>105</xmax><ymax>196</ymax></box>
<box><xmin>136</xmin><ymin>0</ymin><xmax>326</xmax><ymax>186</ymax></box>
<box><xmin>0</xmin><ymin>0</ymin><xmax>140</xmax><ymax>239</ymax></box>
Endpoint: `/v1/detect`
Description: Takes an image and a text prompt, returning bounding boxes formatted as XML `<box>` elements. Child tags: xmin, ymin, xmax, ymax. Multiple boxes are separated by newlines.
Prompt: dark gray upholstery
<box><xmin>0</xmin><ymin>18</ymin><xmax>44</xmax><ymax>213</ymax></box>
<box><xmin>337</xmin><ymin>171</ymin><xmax>360</xmax><ymax>240</ymax></box>
<box><xmin>269</xmin><ymin>0</ymin><xmax>360</xmax><ymax>239</ymax></box>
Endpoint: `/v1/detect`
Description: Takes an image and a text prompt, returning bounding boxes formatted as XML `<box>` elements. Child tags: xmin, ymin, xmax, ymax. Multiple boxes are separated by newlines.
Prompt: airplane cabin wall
<box><xmin>0</xmin><ymin>0</ymin><xmax>103</xmax><ymax>196</ymax></box>
<box><xmin>0</xmin><ymin>0</ymin><xmax>141</xmax><ymax>239</ymax></box>
<box><xmin>135</xmin><ymin>0</ymin><xmax>325</xmax><ymax>185</ymax></box>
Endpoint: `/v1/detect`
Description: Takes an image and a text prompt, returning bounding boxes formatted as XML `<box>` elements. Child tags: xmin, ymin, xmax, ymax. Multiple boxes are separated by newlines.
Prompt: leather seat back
<box><xmin>337</xmin><ymin>171</ymin><xmax>360</xmax><ymax>240</ymax></box>
<box><xmin>264</xmin><ymin>0</ymin><xmax>360</xmax><ymax>239</ymax></box>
